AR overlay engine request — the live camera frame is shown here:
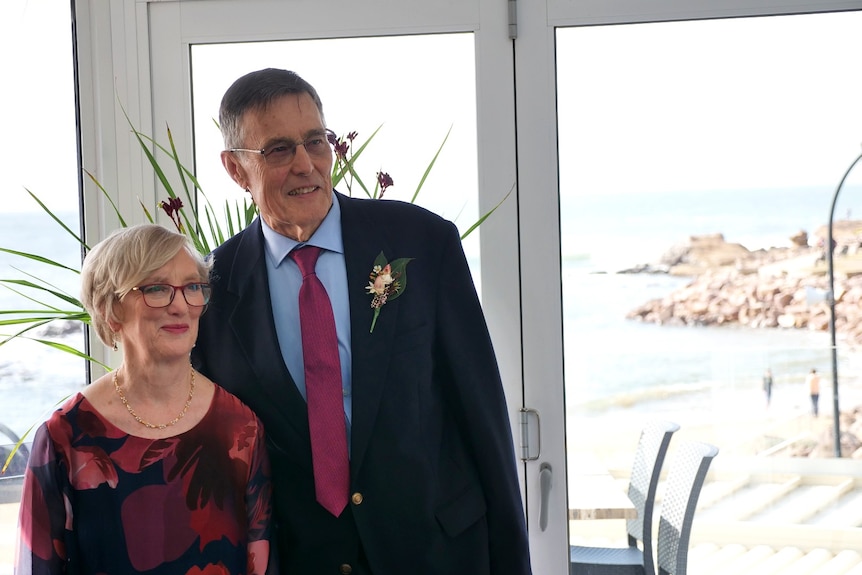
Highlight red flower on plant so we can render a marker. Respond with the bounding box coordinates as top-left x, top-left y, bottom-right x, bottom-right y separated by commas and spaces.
159, 197, 185, 233
377, 172, 394, 198
328, 131, 353, 160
